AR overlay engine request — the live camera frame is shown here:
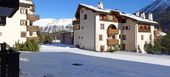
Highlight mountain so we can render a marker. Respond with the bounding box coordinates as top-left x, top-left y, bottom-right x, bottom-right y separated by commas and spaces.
139, 0, 170, 32
33, 18, 73, 33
